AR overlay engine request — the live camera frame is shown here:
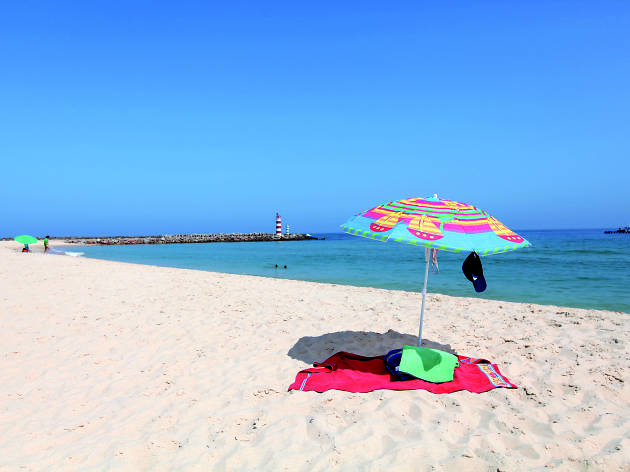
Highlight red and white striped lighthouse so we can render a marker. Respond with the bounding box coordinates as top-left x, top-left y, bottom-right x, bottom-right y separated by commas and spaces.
276, 213, 282, 236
